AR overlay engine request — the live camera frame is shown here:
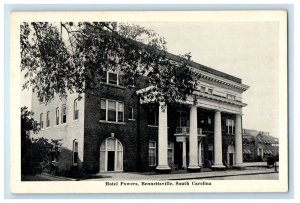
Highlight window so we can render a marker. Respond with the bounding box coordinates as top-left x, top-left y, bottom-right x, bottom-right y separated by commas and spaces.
117, 102, 124, 122
168, 142, 174, 165
227, 94, 236, 100
108, 101, 116, 122
148, 106, 159, 126
226, 119, 235, 134
73, 139, 78, 166
61, 105, 67, 124
100, 100, 106, 121
177, 111, 189, 127
46, 111, 50, 127
257, 147, 263, 157
101, 71, 123, 86
100, 99, 124, 123
74, 99, 79, 120
55, 107, 60, 125
200, 86, 206, 93
40, 113, 44, 129
208, 88, 213, 95
108, 72, 118, 85
129, 107, 134, 120
208, 117, 212, 125
149, 141, 156, 166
